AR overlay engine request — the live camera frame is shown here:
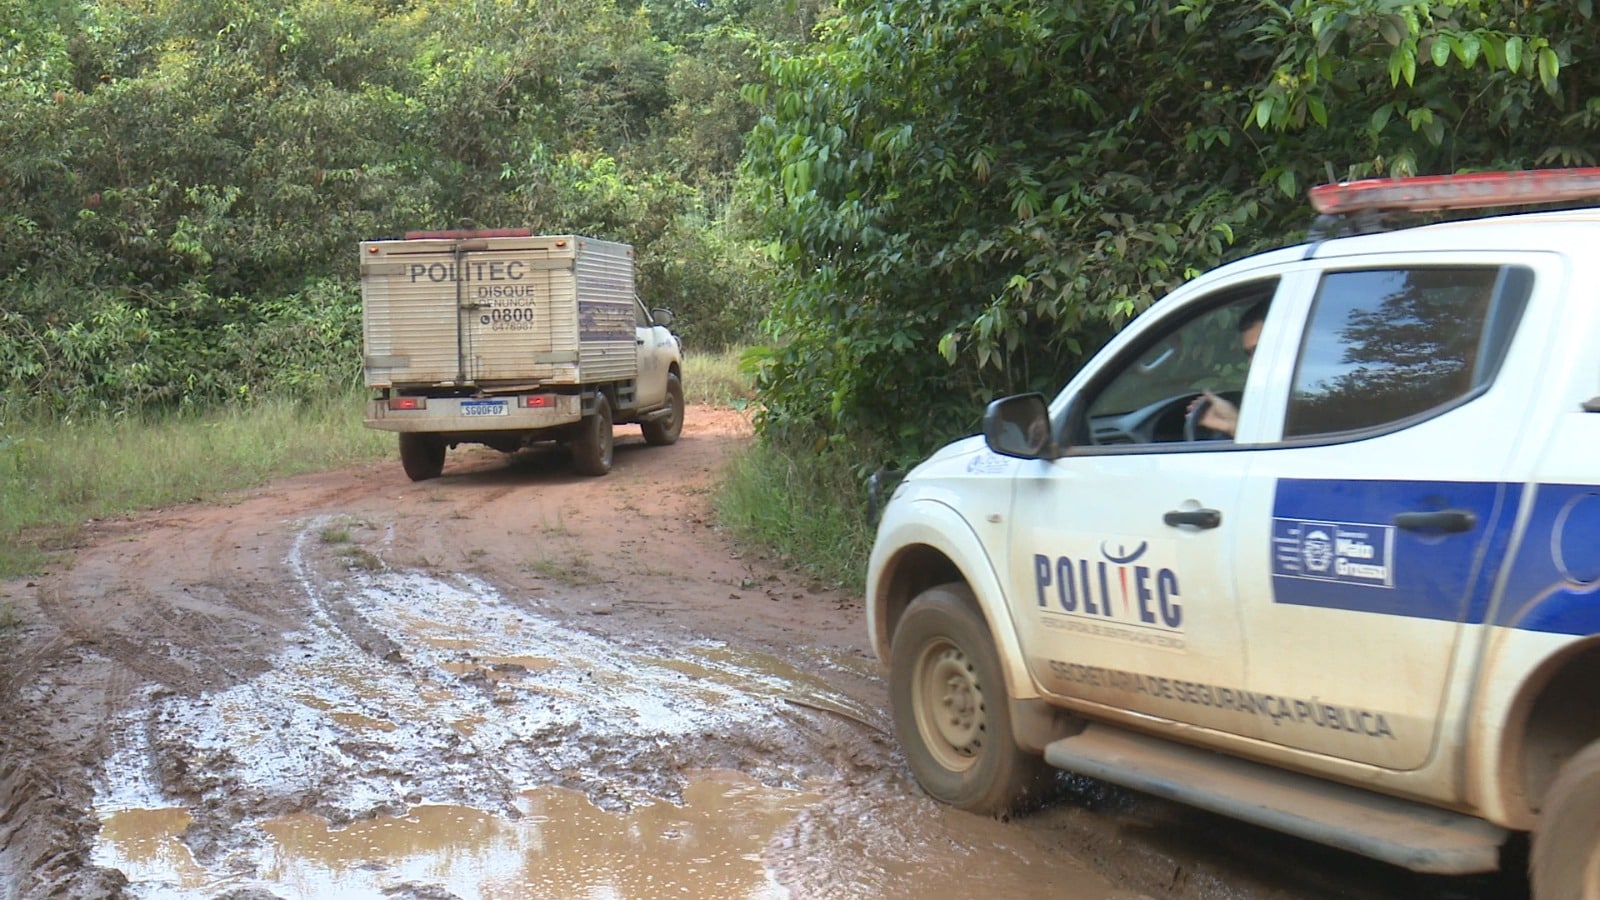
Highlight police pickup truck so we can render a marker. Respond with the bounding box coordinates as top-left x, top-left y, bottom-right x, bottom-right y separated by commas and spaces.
865, 169, 1600, 897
